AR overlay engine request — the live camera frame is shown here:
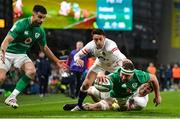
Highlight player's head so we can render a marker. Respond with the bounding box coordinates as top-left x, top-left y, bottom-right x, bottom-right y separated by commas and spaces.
32, 5, 47, 26
91, 29, 105, 49
120, 59, 135, 82
39, 51, 45, 58
76, 41, 84, 51
138, 83, 153, 96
